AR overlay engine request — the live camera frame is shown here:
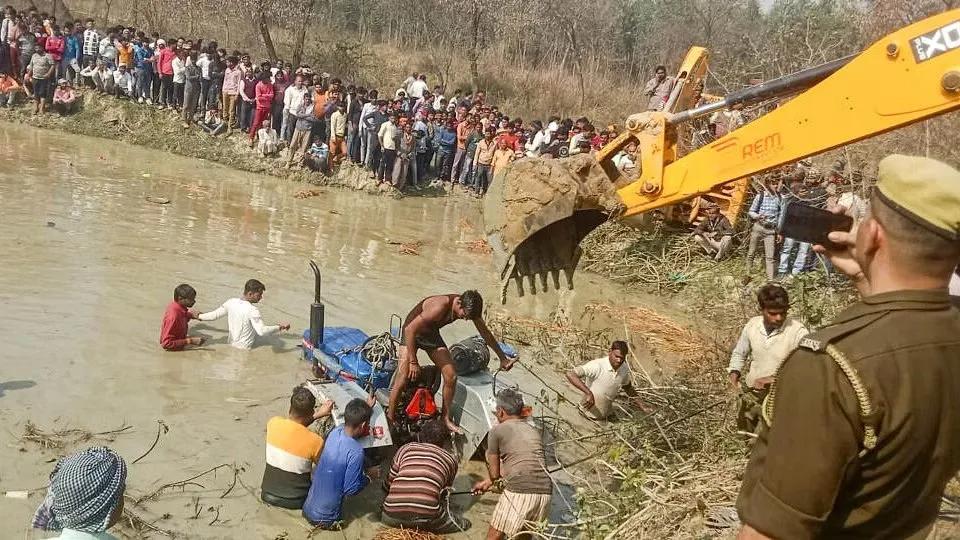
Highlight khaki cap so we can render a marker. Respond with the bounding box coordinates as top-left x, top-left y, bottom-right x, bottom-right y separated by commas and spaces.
876, 154, 960, 240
